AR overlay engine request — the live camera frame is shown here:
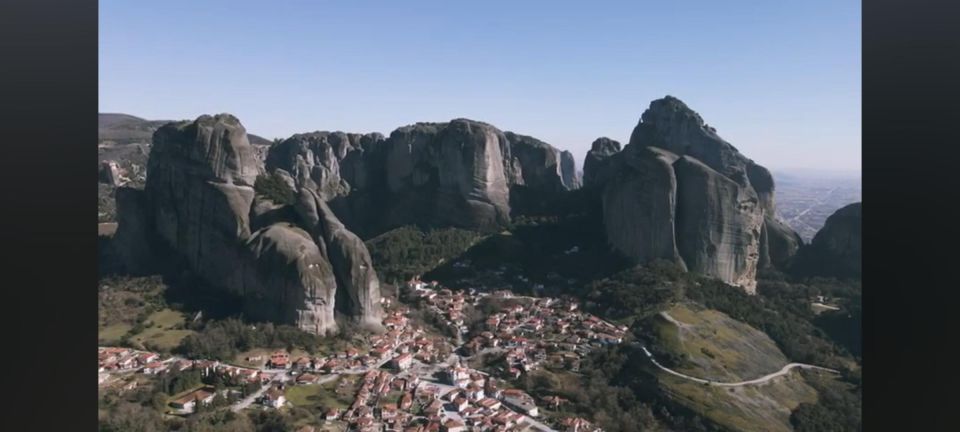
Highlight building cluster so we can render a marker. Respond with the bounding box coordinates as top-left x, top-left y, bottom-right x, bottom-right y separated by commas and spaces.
408, 279, 627, 376
330, 366, 547, 432
100, 279, 617, 431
